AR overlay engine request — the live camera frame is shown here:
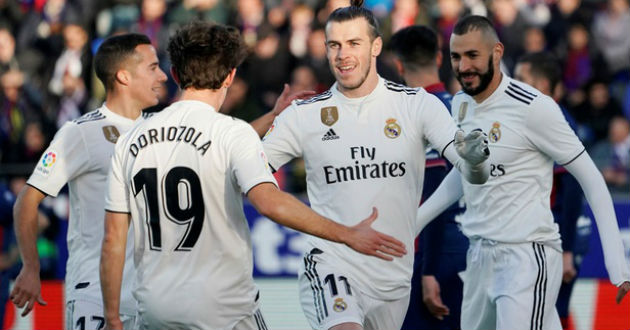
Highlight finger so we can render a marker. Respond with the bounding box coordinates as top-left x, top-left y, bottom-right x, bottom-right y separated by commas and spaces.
454, 130, 465, 142
37, 295, 47, 306
362, 207, 378, 226
371, 249, 394, 261
293, 90, 317, 99
15, 295, 29, 308
616, 285, 629, 304
378, 233, 406, 253
377, 244, 405, 258
22, 298, 35, 317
